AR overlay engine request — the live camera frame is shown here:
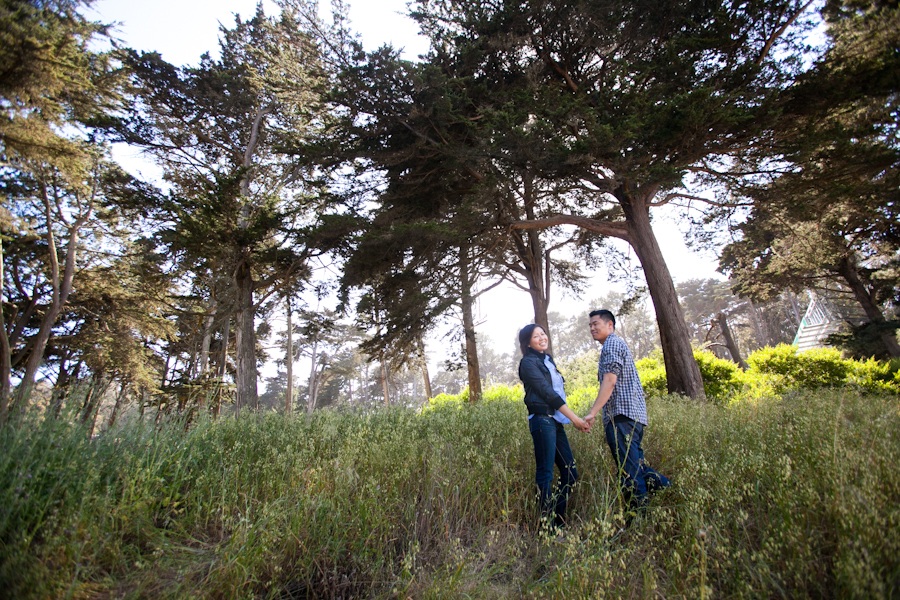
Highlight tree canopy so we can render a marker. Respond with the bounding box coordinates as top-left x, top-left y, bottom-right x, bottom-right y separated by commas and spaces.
719, 0, 900, 357
2, 0, 899, 420
329, 0, 825, 398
